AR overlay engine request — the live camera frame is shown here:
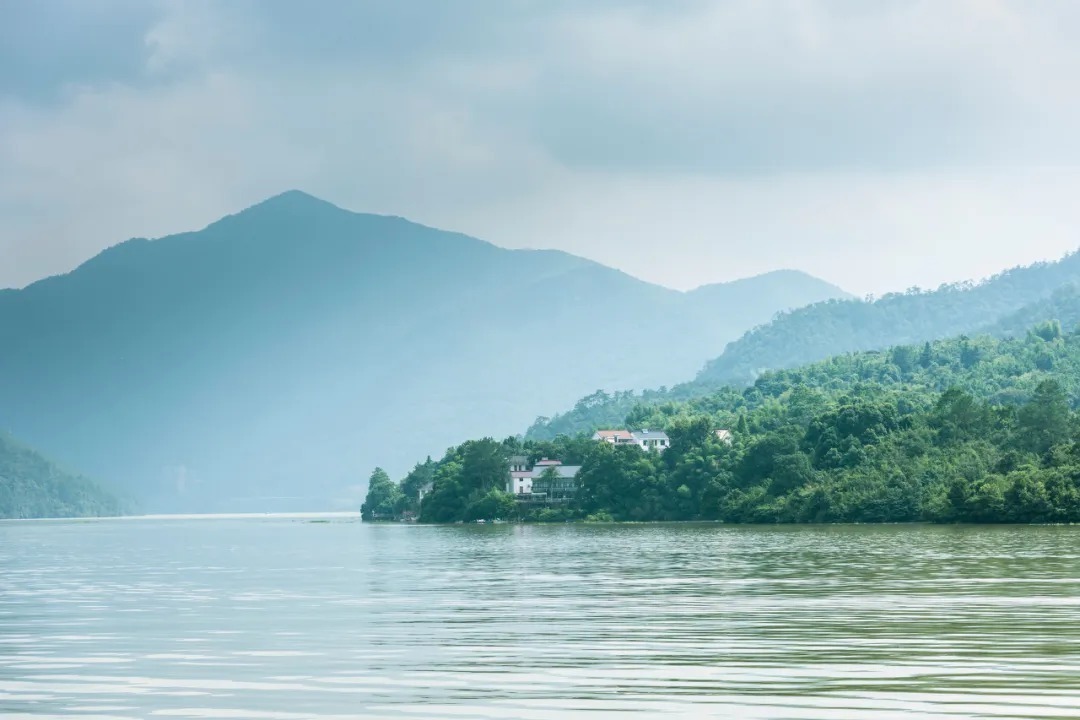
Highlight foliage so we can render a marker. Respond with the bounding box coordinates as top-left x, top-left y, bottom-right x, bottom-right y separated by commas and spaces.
699, 257, 1080, 386
0, 433, 124, 519
360, 467, 403, 521
529, 273, 1080, 443
396, 323, 1080, 524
